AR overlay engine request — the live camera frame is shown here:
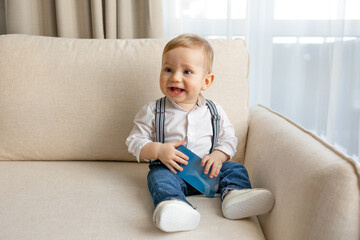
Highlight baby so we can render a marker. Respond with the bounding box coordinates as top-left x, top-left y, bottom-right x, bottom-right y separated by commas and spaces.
126, 33, 274, 232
